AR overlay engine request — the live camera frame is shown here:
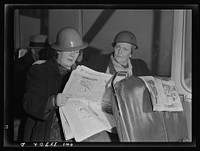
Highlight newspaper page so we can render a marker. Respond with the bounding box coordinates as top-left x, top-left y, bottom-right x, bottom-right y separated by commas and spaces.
60, 65, 125, 141
59, 108, 74, 140
62, 65, 124, 102
62, 65, 125, 114
139, 76, 183, 112
60, 98, 116, 142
